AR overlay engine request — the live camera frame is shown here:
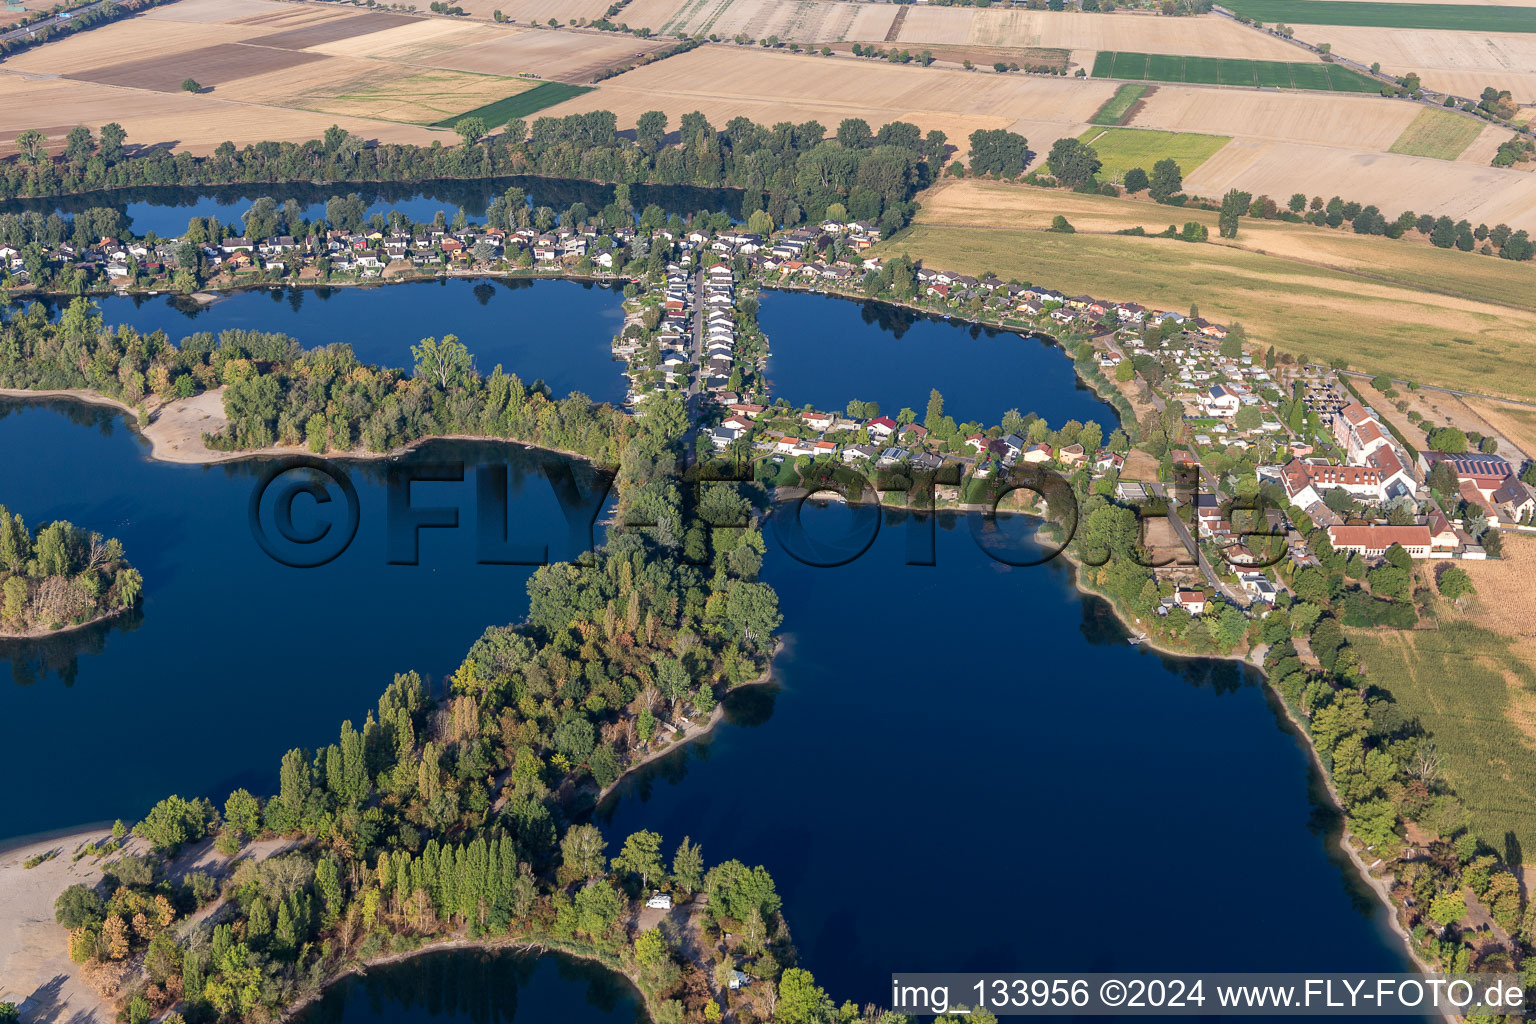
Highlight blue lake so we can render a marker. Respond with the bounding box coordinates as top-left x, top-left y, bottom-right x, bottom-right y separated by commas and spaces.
17, 279, 629, 404
0, 178, 744, 239
592, 508, 1413, 1004
0, 276, 1415, 1015
291, 949, 643, 1024
0, 399, 612, 838
760, 291, 1116, 429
